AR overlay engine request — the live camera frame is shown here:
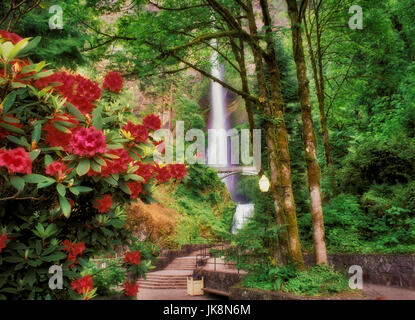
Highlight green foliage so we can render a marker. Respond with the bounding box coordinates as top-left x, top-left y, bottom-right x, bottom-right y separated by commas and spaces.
174, 97, 205, 132
242, 264, 351, 297
283, 265, 350, 296
86, 259, 126, 296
